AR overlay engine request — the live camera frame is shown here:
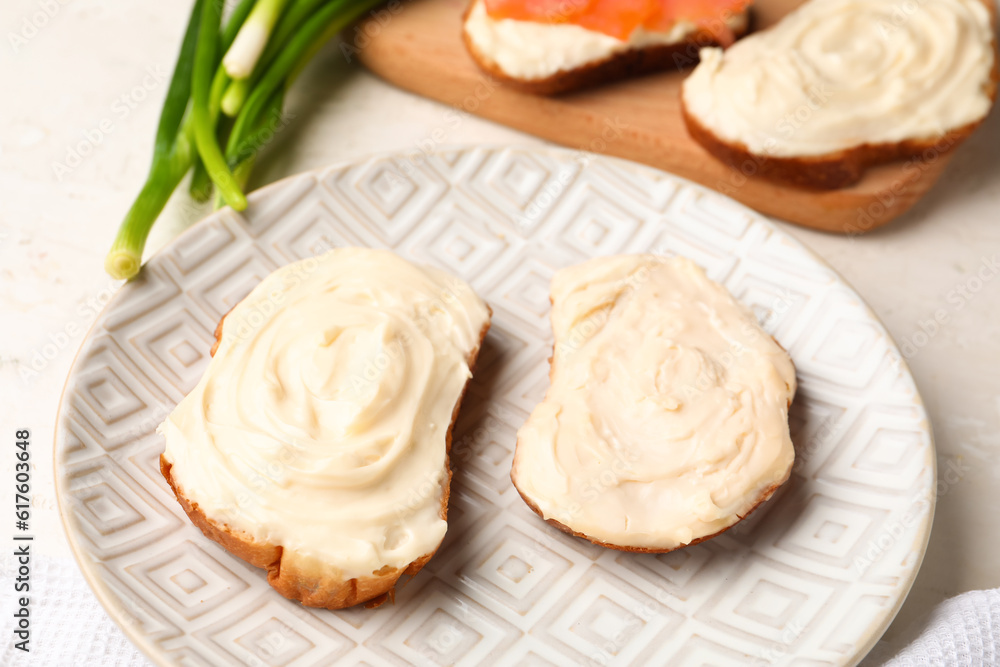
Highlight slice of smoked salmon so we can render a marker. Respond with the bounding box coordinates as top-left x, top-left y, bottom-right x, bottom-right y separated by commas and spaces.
646, 0, 749, 44
484, 0, 749, 43
483, 0, 593, 24
574, 0, 652, 40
